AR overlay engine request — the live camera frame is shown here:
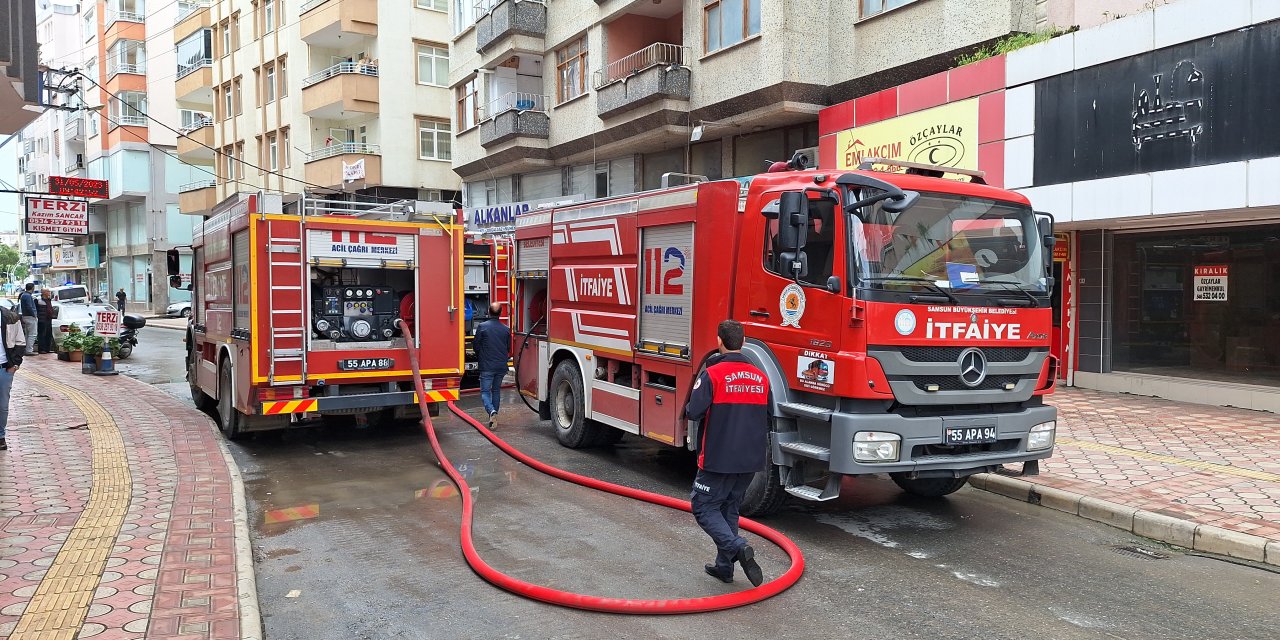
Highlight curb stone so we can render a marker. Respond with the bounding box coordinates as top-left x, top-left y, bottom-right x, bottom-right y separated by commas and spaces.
970, 474, 1279, 567
211, 428, 264, 640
